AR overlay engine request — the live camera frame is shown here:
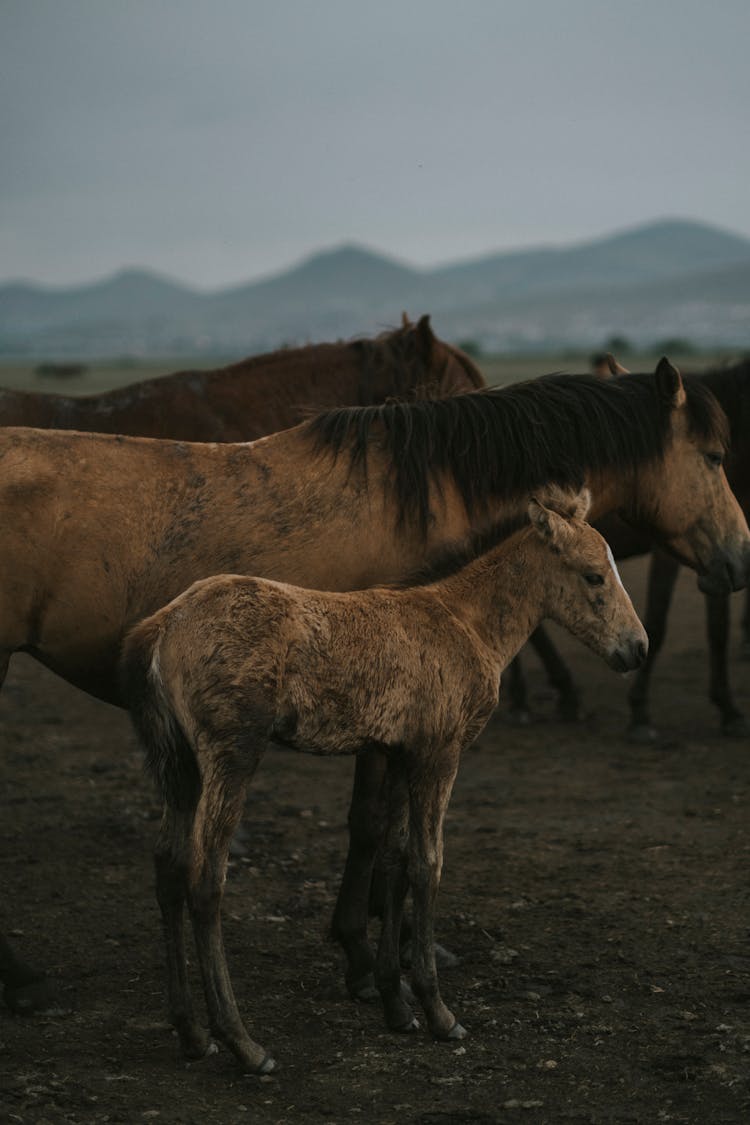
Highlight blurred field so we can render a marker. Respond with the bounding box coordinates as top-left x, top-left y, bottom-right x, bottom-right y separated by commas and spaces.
0, 350, 736, 397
